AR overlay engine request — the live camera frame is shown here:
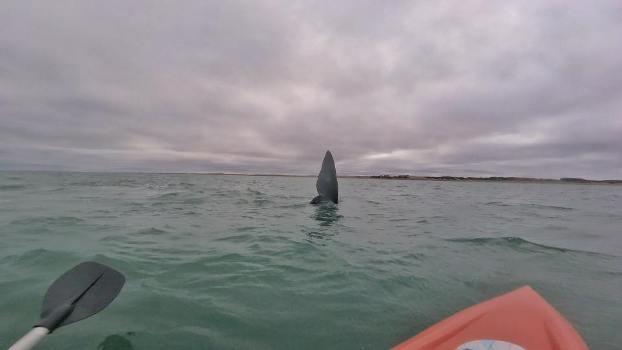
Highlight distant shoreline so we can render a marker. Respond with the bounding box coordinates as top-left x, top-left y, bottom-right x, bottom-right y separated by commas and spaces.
365, 175, 622, 185
207, 173, 622, 185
